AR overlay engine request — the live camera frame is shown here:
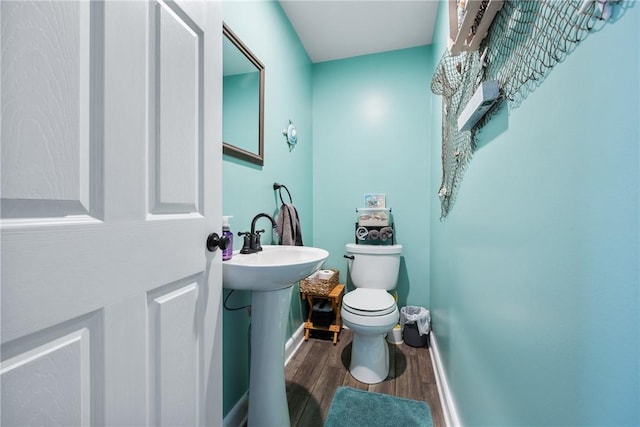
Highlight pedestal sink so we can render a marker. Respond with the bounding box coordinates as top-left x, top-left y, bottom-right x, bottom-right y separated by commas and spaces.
223, 245, 329, 427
